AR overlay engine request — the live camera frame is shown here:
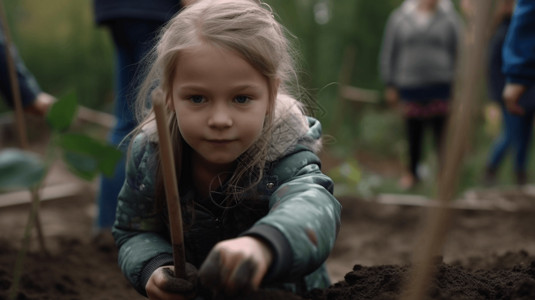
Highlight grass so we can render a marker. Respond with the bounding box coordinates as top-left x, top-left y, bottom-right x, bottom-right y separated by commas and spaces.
324, 101, 534, 201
